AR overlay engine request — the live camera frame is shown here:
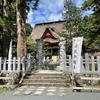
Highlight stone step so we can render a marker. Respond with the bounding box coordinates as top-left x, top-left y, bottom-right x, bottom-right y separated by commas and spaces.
25, 75, 66, 79
21, 70, 69, 87
23, 79, 66, 83
32, 73, 63, 76
21, 82, 67, 87
26, 73, 64, 77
